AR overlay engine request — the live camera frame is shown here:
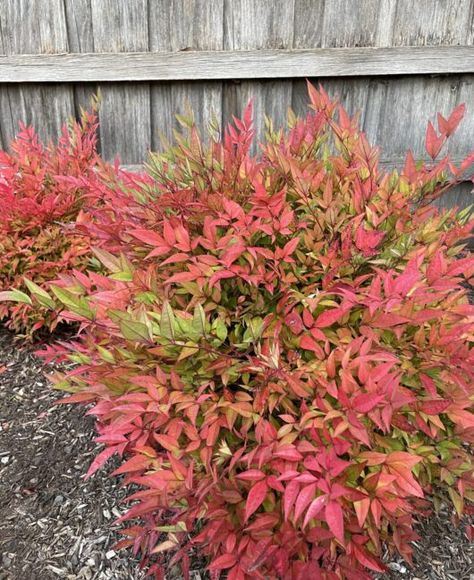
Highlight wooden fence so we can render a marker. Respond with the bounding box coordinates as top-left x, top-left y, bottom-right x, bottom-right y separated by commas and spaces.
0, 0, 473, 208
